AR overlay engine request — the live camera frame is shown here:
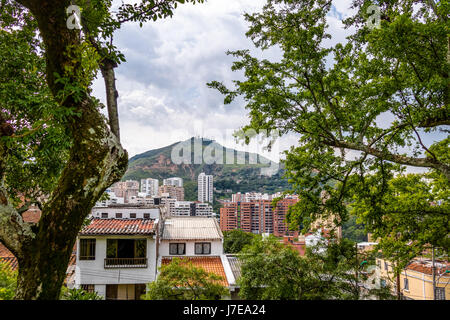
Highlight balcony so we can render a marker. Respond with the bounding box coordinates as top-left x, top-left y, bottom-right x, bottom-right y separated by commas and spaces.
104, 258, 148, 268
